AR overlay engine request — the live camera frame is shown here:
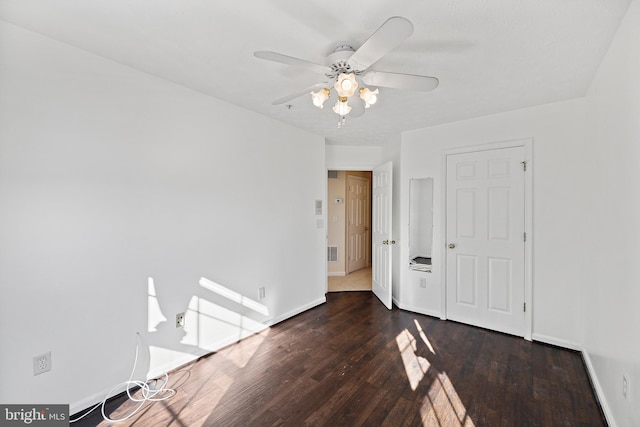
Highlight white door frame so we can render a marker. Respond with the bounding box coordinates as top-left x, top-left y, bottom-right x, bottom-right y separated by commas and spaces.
441, 138, 533, 340
325, 167, 373, 294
